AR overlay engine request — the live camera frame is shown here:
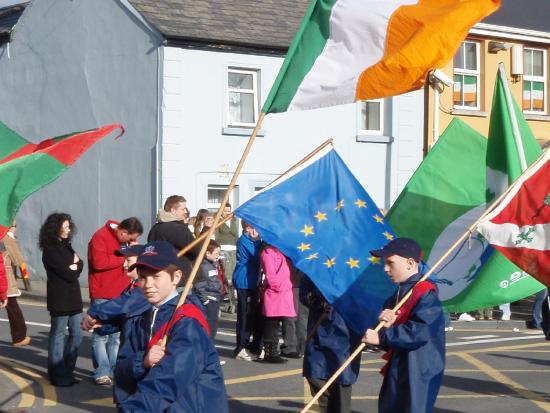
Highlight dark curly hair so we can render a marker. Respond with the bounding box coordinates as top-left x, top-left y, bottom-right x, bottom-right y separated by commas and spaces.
38, 212, 76, 250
